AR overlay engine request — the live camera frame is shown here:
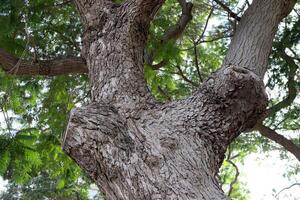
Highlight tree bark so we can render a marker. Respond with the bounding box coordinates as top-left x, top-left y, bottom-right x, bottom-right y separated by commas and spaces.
0, 48, 87, 76
62, 0, 296, 199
